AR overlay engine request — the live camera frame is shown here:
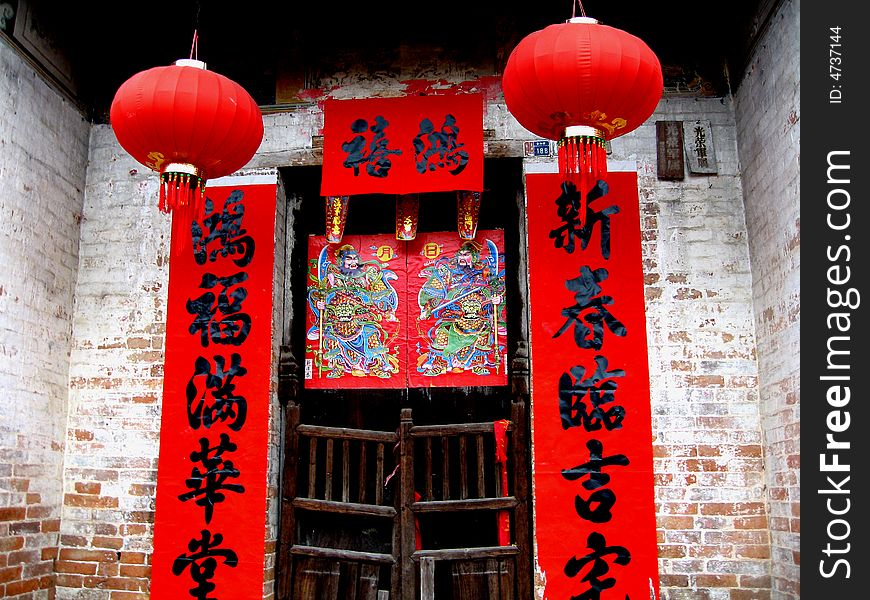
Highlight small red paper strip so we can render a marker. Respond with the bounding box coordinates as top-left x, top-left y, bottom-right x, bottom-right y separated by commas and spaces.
395, 194, 420, 241
494, 419, 511, 546
325, 195, 350, 243
456, 190, 482, 240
